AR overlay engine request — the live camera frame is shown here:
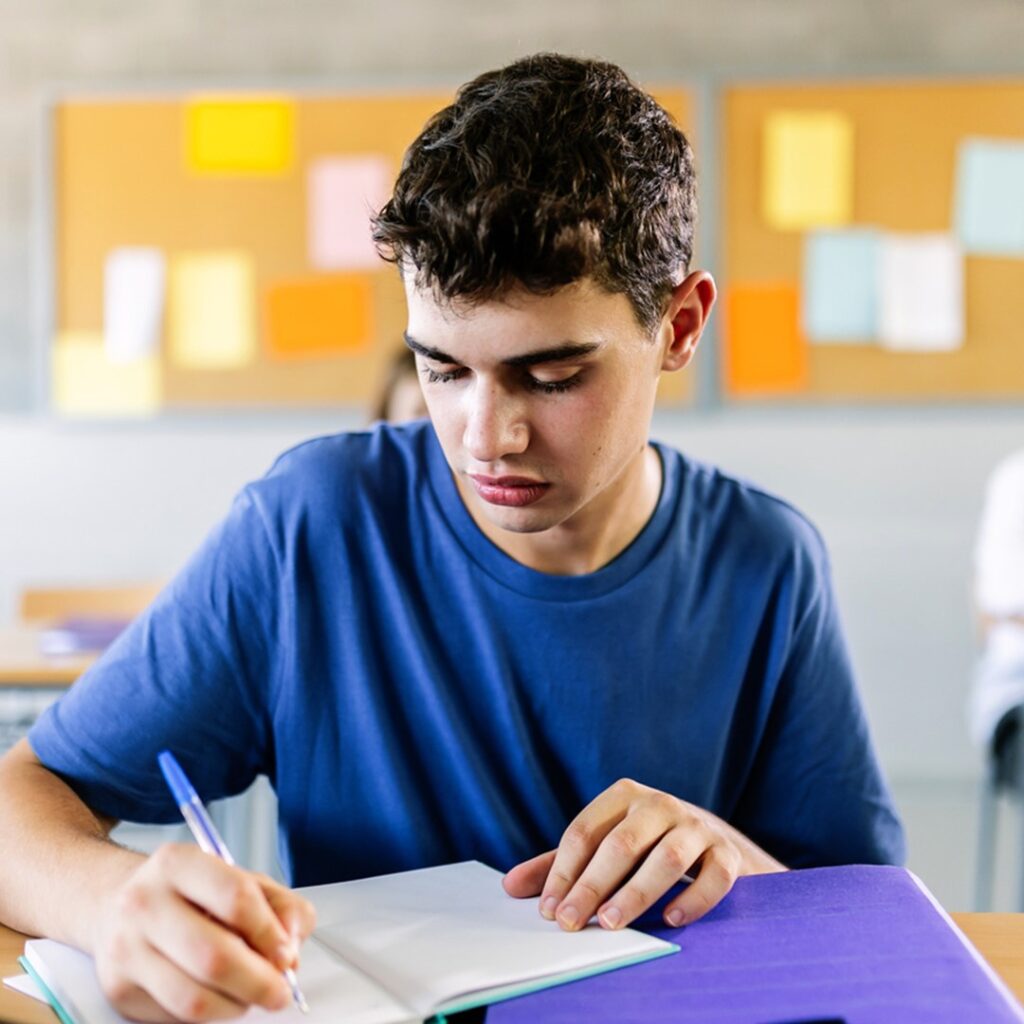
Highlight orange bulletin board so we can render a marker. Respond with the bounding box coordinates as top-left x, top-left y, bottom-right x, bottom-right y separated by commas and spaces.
50, 86, 695, 416
722, 80, 1024, 402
